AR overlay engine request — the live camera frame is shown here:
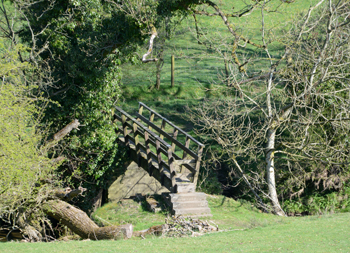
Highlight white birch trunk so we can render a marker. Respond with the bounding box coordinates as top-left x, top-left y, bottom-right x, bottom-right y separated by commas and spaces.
266, 128, 286, 216
265, 60, 286, 216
